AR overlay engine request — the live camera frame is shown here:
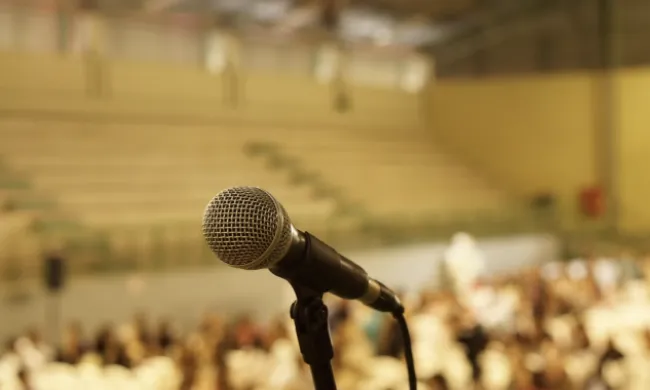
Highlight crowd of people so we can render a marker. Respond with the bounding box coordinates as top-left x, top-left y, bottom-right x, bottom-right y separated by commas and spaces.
2, 249, 650, 390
